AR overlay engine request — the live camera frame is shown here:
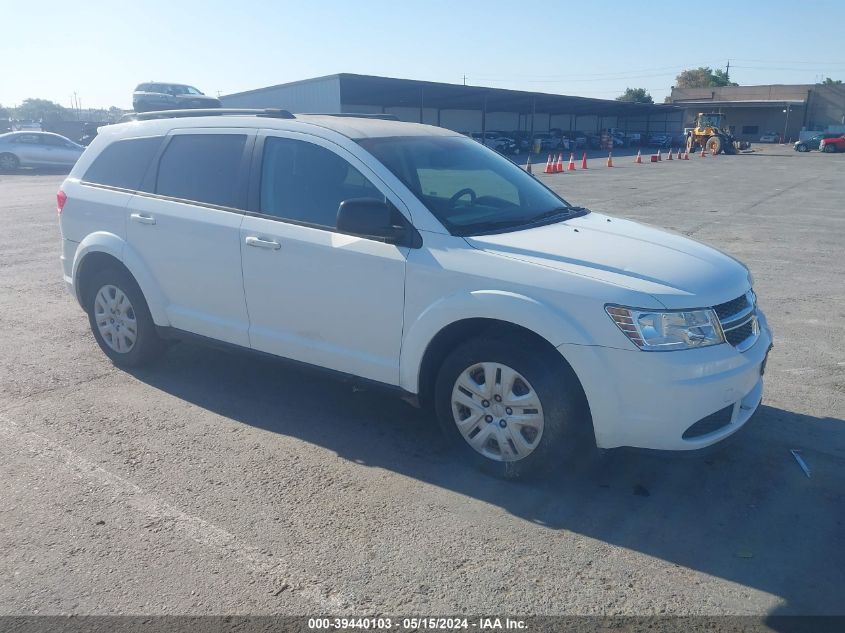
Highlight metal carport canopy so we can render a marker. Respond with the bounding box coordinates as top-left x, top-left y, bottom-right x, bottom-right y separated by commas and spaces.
673, 99, 806, 109
337, 73, 674, 117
